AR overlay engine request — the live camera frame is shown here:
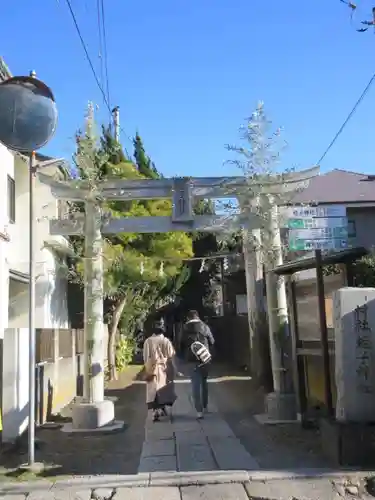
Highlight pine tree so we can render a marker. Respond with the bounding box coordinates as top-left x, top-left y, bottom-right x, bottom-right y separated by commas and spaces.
133, 133, 159, 179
